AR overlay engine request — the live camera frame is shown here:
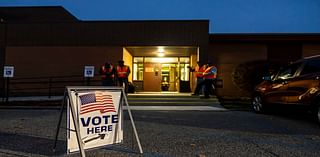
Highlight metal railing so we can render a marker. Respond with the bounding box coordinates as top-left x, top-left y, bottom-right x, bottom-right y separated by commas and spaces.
1, 75, 103, 102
